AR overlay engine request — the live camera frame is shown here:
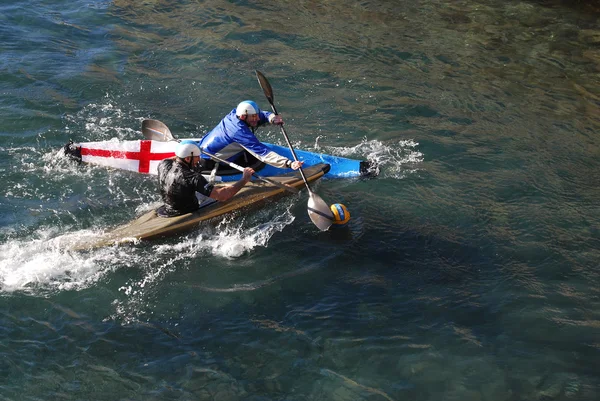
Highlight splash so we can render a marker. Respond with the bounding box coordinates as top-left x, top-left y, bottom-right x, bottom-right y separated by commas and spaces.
0, 228, 126, 294
314, 137, 423, 179
0, 203, 296, 298
63, 100, 143, 142
108, 204, 296, 323
152, 206, 296, 260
